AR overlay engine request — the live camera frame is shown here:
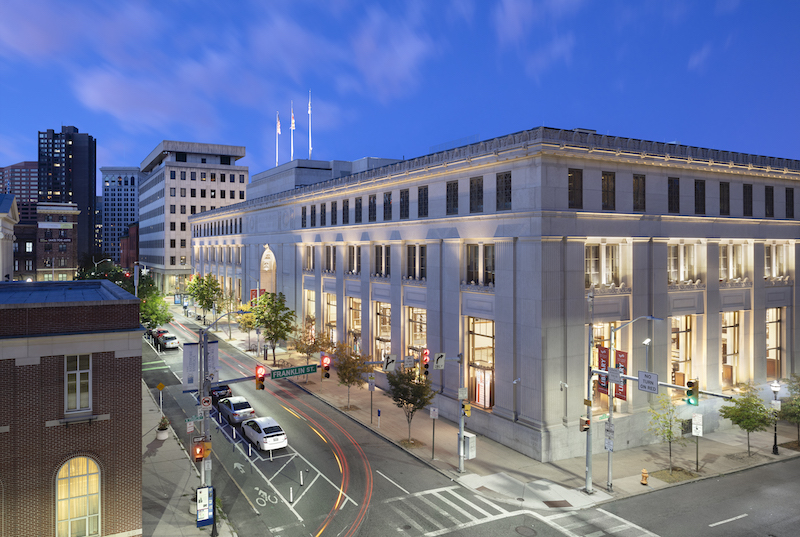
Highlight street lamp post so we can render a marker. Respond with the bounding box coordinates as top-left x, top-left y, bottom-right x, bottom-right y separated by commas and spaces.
93, 257, 111, 271
771, 380, 781, 455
